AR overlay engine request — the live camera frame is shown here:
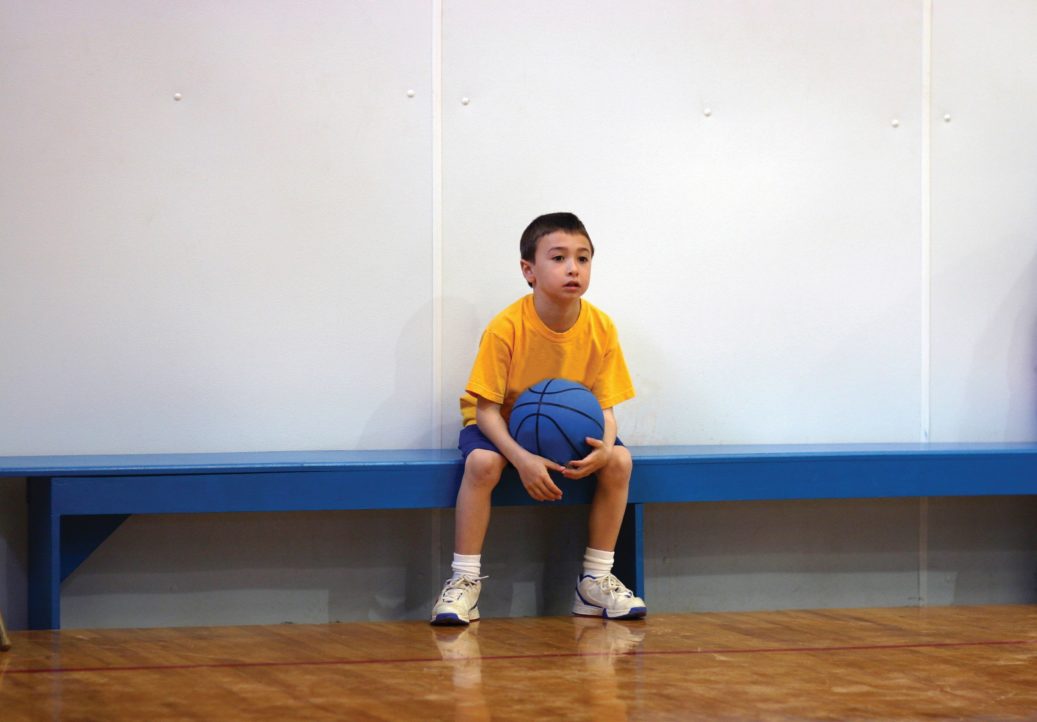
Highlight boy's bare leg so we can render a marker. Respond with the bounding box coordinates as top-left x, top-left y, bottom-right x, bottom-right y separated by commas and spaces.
575, 446, 645, 619
454, 449, 508, 554
587, 446, 634, 551
433, 450, 506, 625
